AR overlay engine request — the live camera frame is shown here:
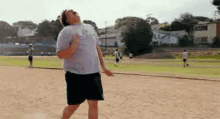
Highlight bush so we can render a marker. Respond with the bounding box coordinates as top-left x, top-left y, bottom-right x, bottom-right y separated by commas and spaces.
121, 18, 153, 56
178, 35, 194, 47
212, 36, 220, 48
